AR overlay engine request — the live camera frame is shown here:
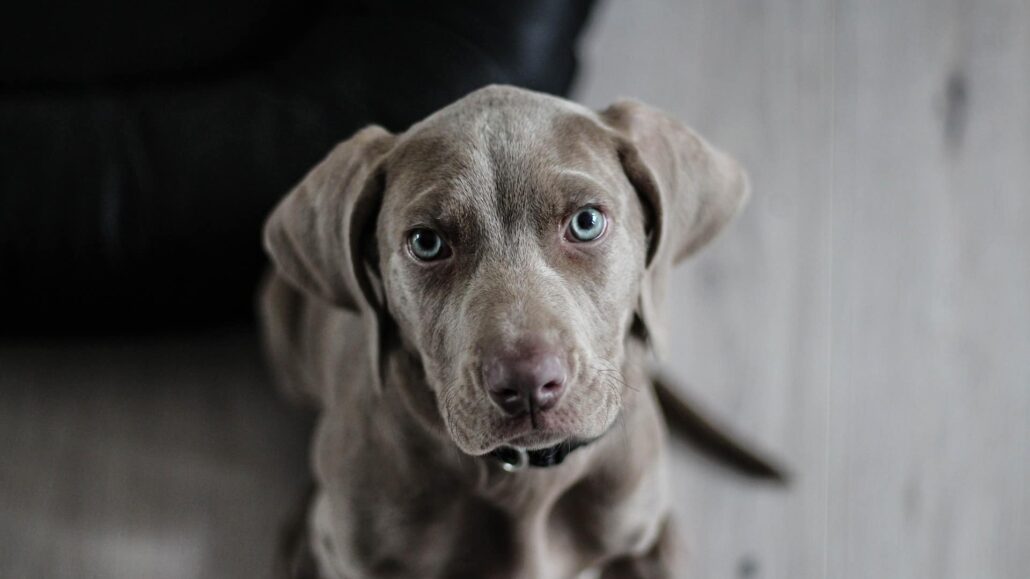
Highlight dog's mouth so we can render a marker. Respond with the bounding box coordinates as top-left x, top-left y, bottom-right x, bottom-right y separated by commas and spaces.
486, 411, 621, 471
439, 371, 622, 457
492, 415, 572, 448
507, 429, 570, 449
